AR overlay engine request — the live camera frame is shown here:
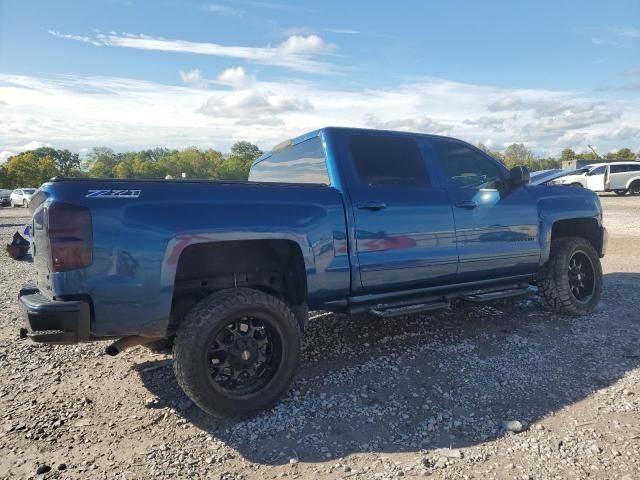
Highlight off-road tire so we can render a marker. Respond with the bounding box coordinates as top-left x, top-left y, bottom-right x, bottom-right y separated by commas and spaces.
538, 237, 602, 316
173, 288, 302, 418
